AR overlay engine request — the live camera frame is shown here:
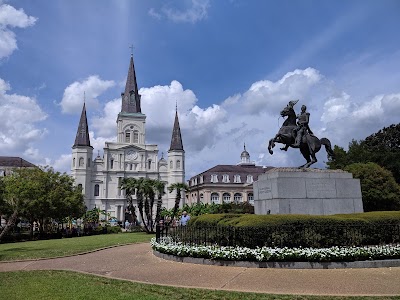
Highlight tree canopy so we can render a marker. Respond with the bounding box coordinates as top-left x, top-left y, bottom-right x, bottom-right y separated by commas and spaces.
328, 123, 400, 183
344, 163, 400, 212
0, 166, 85, 241
120, 177, 166, 233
